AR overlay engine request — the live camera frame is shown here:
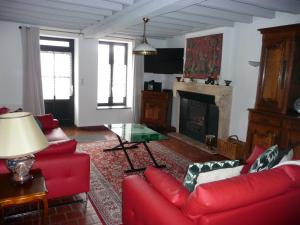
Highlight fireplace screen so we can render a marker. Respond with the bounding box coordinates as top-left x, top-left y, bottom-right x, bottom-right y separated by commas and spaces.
179, 91, 219, 143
